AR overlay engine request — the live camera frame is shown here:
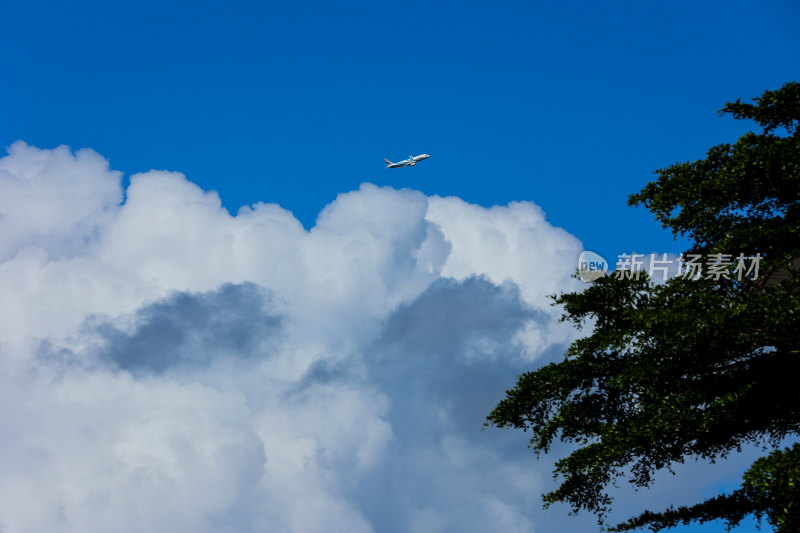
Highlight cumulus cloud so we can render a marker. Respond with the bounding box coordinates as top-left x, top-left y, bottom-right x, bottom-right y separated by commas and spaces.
0, 142, 122, 262
0, 142, 758, 533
